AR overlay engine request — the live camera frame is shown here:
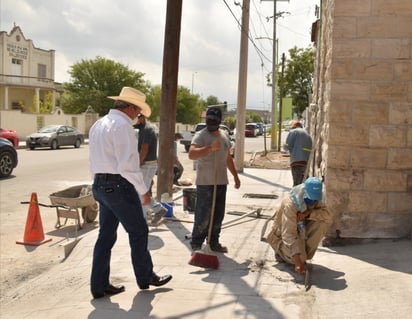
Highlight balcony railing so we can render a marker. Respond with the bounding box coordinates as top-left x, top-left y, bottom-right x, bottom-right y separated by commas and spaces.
0, 74, 62, 91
